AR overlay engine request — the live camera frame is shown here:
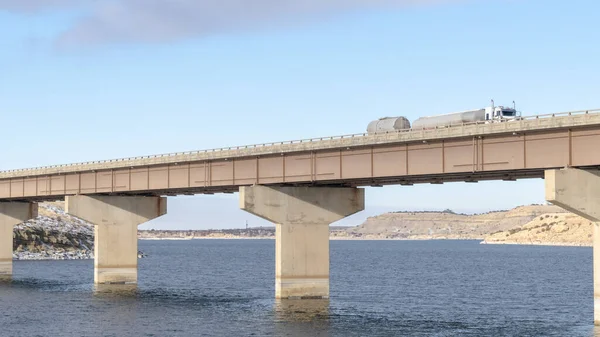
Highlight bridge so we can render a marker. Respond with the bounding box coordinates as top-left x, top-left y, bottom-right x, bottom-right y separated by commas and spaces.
1, 109, 600, 322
